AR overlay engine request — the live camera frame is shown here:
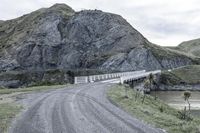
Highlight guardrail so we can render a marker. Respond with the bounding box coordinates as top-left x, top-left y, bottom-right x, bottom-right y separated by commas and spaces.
120, 70, 161, 84
74, 70, 146, 84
